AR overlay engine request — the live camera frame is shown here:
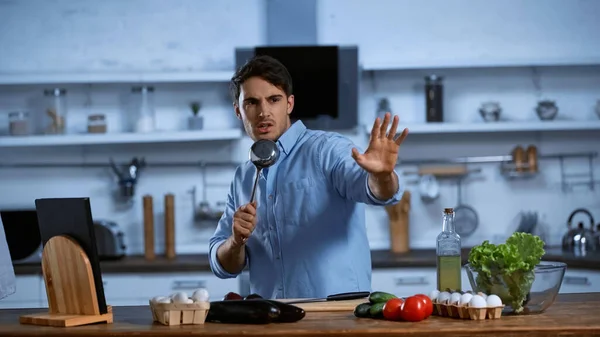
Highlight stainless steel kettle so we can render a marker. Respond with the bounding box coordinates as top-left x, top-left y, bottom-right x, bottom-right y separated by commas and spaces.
562, 208, 596, 255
